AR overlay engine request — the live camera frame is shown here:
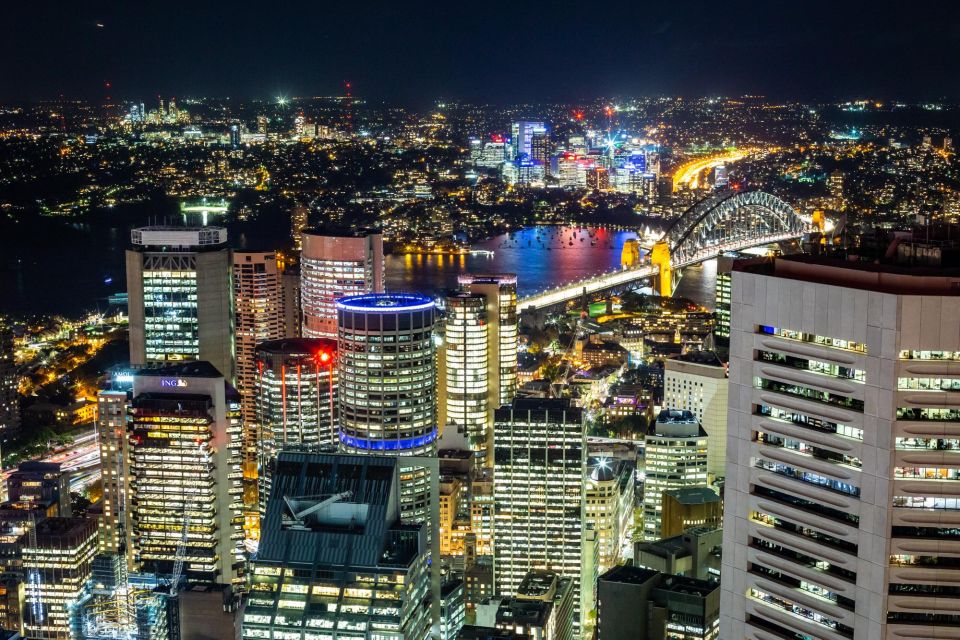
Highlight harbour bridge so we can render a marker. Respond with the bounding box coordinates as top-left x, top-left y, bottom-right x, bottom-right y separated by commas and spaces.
517, 189, 810, 314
